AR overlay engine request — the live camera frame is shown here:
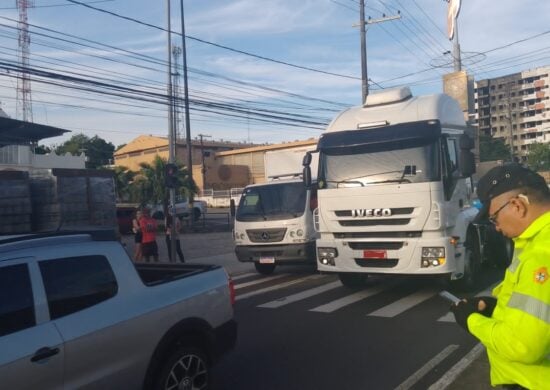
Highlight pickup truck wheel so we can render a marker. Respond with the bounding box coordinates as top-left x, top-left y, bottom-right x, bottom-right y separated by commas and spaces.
339, 273, 369, 289
254, 262, 276, 275
155, 346, 210, 390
